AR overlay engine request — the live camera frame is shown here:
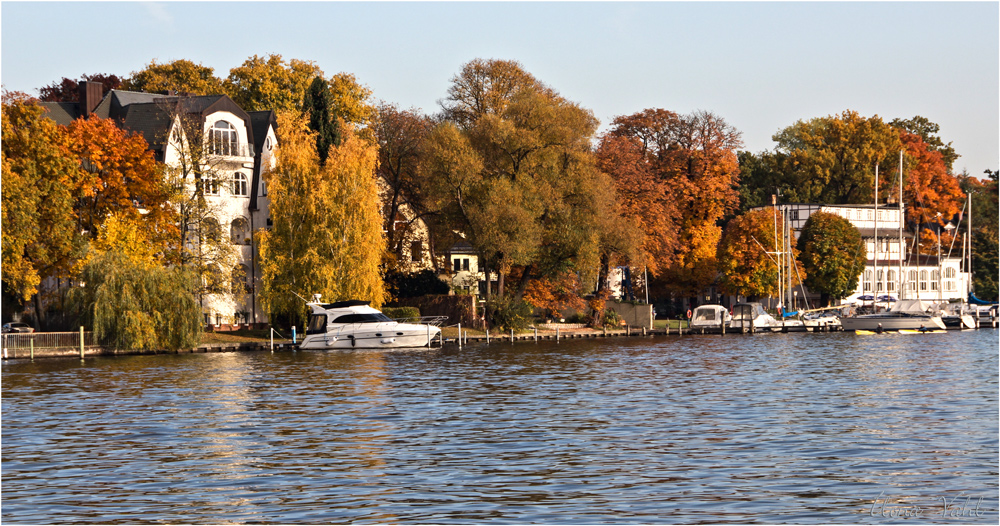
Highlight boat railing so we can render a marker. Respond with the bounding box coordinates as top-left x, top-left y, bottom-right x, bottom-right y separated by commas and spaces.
391, 315, 450, 327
